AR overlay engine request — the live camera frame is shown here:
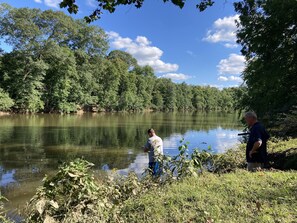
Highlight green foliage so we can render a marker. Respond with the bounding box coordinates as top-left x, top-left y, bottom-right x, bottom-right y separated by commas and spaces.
26, 159, 106, 223
24, 142, 215, 222
211, 144, 246, 173
59, 0, 215, 22
0, 52, 47, 112
155, 141, 213, 180
235, 0, 297, 130
0, 194, 12, 223
0, 88, 14, 111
